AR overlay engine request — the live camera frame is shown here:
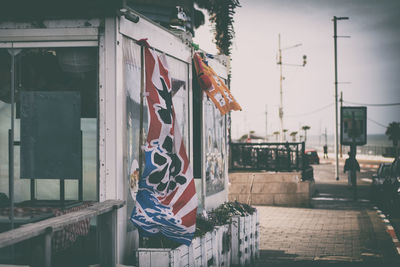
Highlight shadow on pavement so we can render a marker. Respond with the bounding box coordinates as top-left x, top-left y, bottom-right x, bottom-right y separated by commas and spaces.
256, 255, 399, 267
